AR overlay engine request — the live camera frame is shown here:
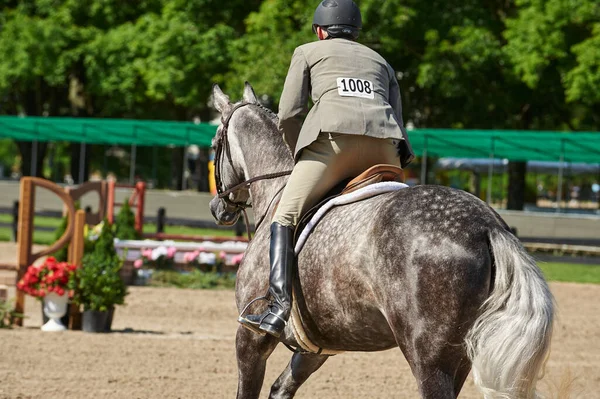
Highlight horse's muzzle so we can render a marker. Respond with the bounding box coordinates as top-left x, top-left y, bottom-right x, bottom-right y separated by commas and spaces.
209, 196, 240, 226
